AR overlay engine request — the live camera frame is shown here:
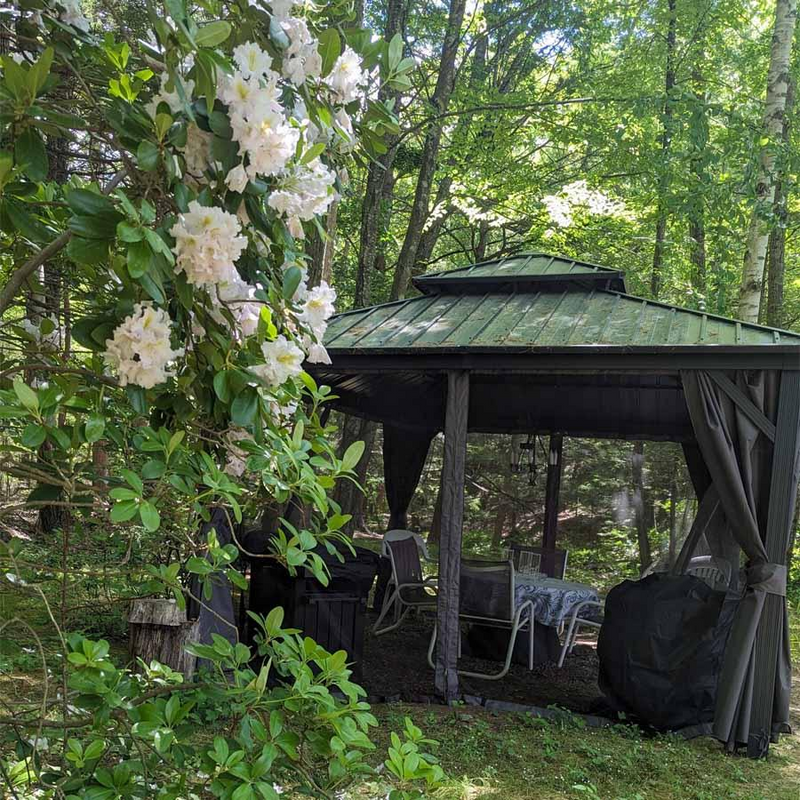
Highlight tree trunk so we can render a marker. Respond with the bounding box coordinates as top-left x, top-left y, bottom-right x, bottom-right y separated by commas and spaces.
739, 0, 798, 322
766, 75, 795, 327
631, 441, 652, 574
333, 415, 377, 535
651, 0, 677, 300
390, 0, 467, 300
354, 0, 406, 307
688, 55, 708, 298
